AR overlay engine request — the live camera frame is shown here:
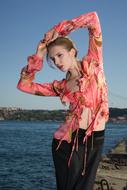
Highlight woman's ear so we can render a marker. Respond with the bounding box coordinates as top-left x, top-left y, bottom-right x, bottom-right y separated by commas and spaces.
69, 48, 76, 58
